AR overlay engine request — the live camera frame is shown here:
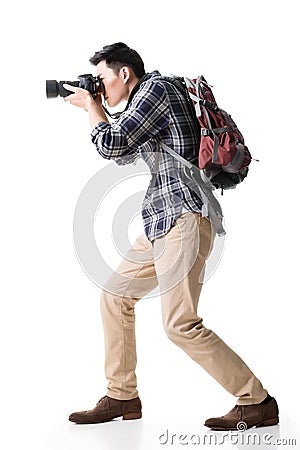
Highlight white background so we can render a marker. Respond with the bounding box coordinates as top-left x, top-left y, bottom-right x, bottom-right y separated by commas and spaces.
1, 0, 299, 449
